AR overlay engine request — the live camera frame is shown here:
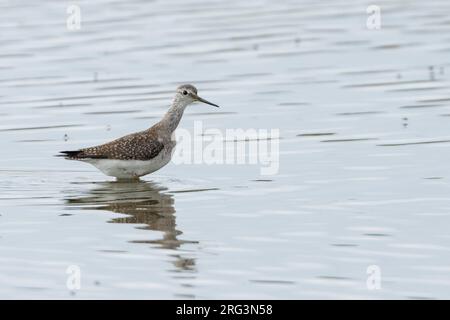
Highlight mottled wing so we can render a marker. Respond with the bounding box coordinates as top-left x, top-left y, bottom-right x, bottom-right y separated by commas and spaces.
60, 131, 164, 161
